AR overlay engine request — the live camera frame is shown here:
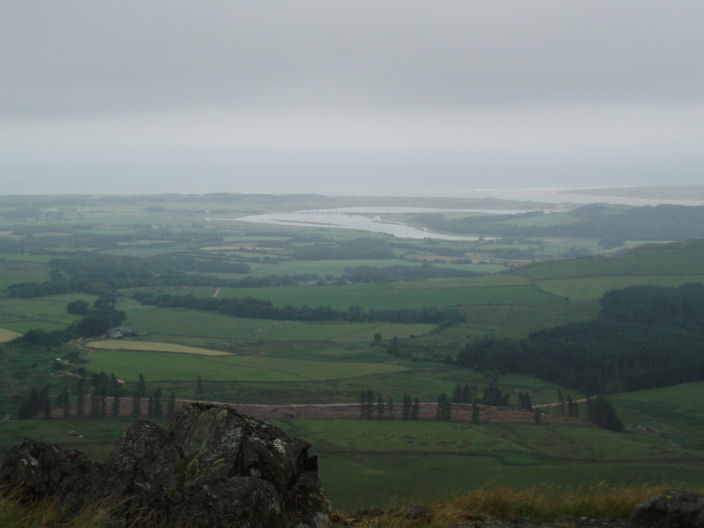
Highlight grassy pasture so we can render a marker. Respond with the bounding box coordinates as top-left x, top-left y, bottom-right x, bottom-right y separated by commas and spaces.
0, 294, 96, 333
515, 240, 704, 281
281, 419, 698, 463
629, 242, 704, 275
249, 259, 414, 276
319, 453, 704, 510
82, 349, 408, 383
515, 254, 641, 280
610, 382, 704, 449
85, 339, 232, 356
0, 258, 51, 294
158, 368, 574, 407
276, 419, 704, 509
535, 275, 704, 301
419, 301, 600, 348
123, 305, 433, 342
0, 417, 159, 462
